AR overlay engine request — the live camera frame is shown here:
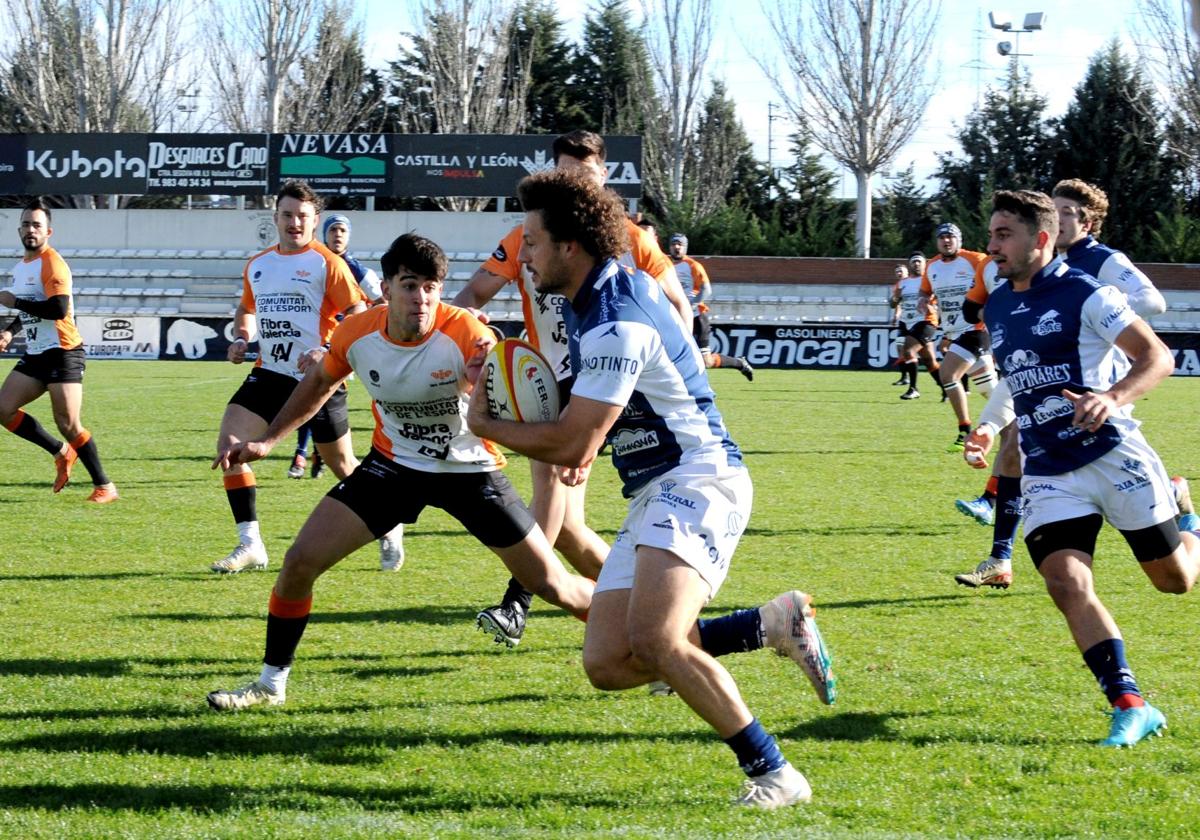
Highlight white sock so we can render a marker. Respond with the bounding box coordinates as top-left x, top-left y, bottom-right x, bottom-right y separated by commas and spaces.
382, 522, 404, 542
258, 664, 290, 694
238, 520, 262, 546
